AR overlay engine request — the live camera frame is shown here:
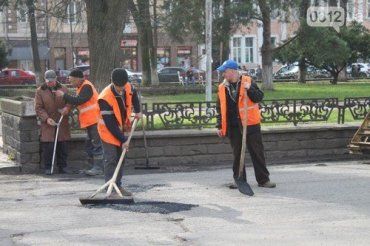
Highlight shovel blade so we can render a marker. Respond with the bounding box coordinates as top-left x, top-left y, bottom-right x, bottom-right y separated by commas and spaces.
235, 178, 254, 196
